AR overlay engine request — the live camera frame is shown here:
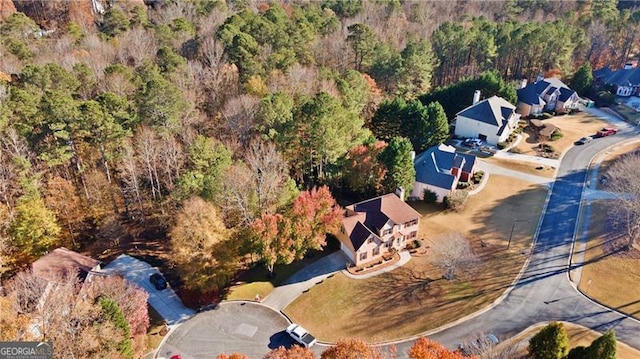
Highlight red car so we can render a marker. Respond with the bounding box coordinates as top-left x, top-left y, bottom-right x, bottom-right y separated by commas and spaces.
597, 127, 618, 137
